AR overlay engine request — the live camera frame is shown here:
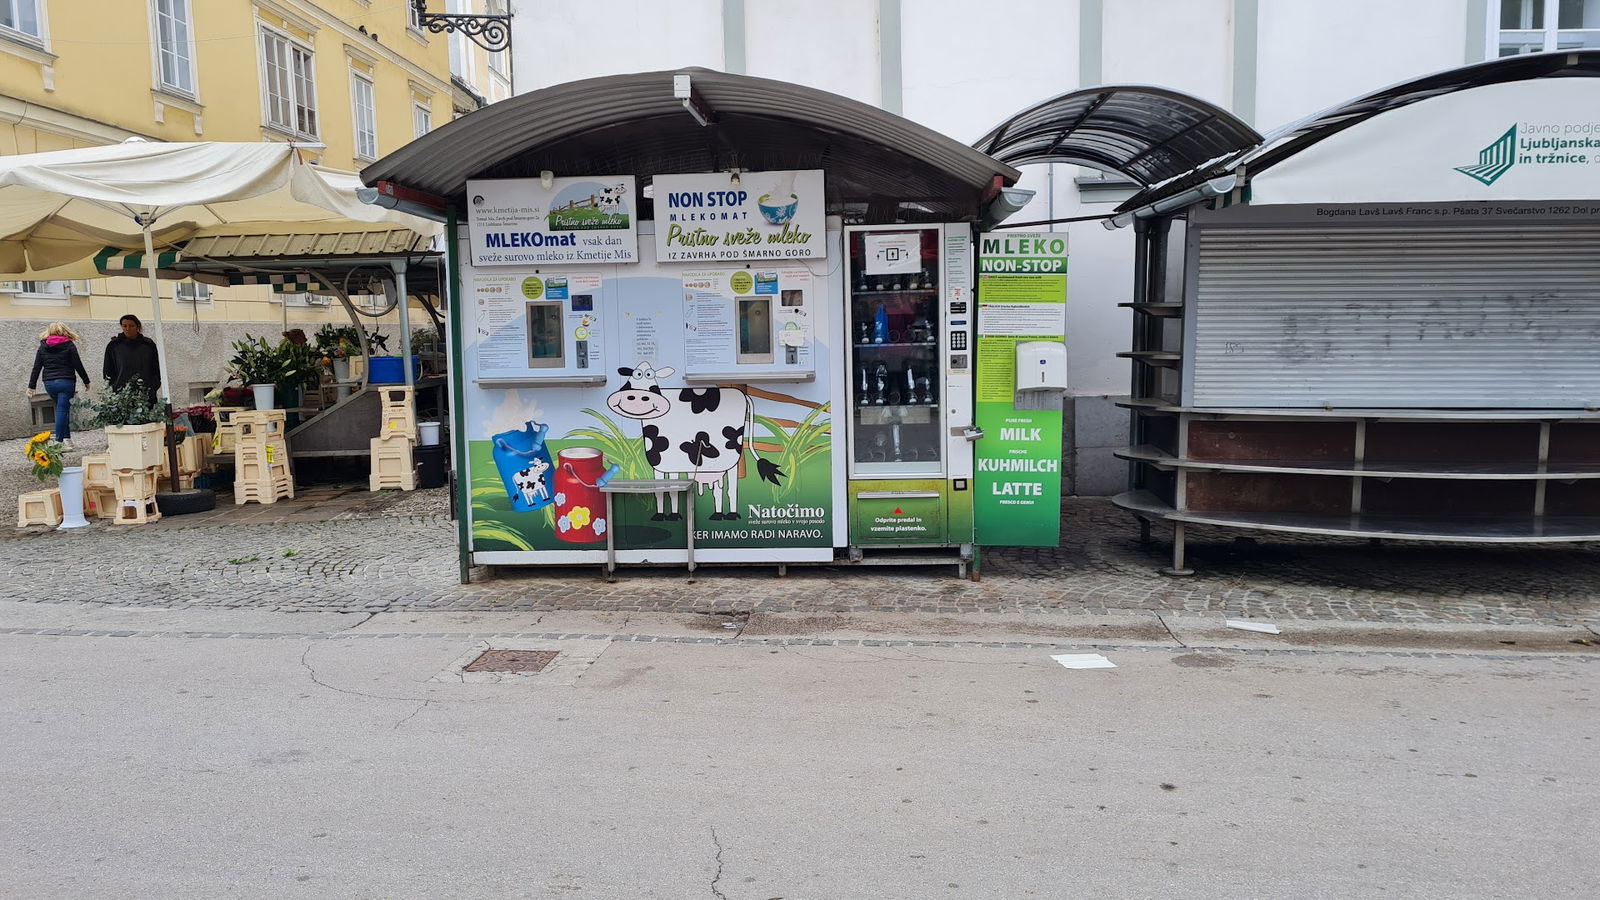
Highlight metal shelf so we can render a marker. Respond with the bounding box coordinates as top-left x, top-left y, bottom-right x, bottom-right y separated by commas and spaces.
1118, 302, 1184, 318
1113, 490, 1600, 544
1117, 350, 1181, 368
1112, 446, 1600, 480
1111, 403, 1600, 422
